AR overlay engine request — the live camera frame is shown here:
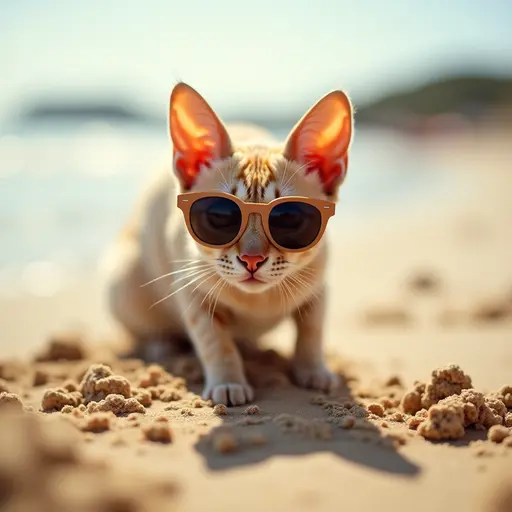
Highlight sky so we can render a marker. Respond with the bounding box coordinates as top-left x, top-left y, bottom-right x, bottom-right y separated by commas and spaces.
0, 0, 511, 121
